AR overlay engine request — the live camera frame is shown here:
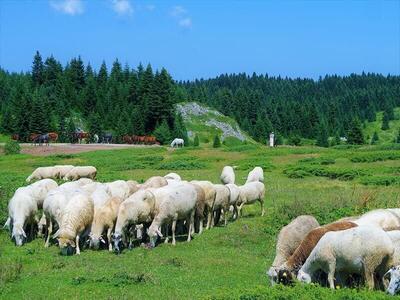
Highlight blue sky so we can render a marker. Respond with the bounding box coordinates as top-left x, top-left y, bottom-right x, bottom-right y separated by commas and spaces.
0, 0, 399, 80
